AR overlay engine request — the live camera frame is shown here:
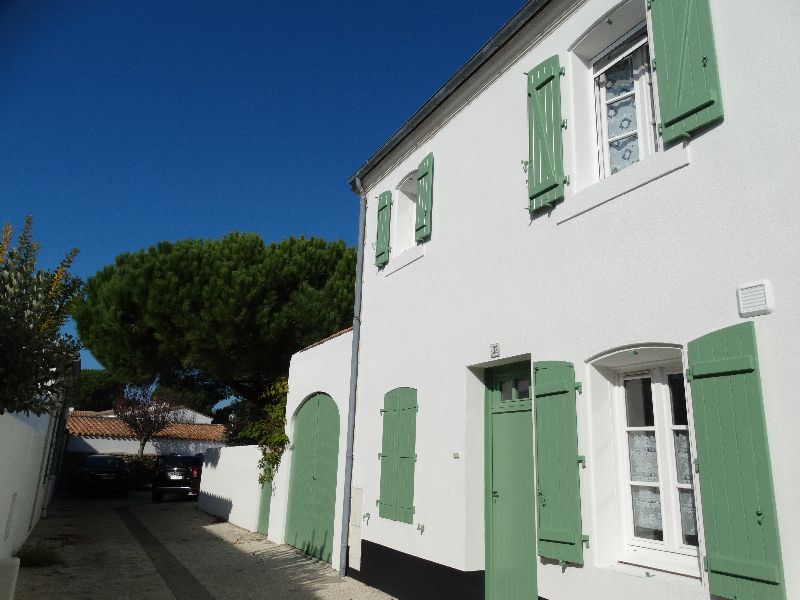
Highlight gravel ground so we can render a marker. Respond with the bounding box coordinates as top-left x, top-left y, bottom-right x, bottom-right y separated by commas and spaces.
14, 491, 394, 600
